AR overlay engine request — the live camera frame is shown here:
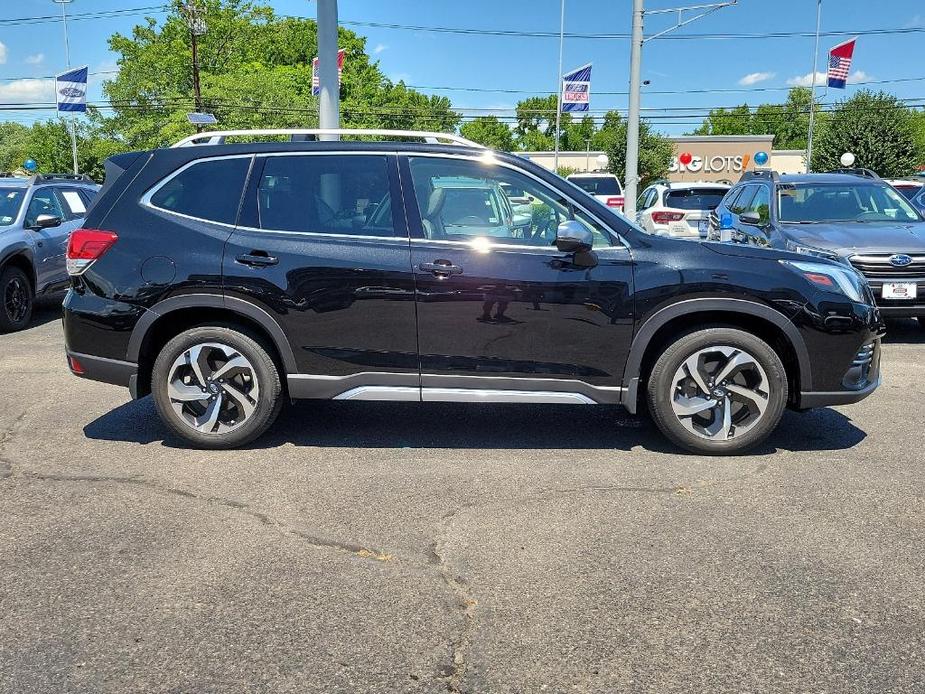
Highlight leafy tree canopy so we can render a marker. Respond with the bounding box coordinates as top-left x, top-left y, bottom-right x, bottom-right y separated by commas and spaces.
460, 116, 514, 151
